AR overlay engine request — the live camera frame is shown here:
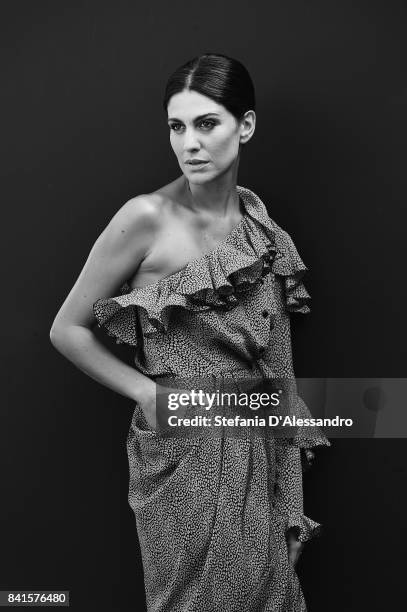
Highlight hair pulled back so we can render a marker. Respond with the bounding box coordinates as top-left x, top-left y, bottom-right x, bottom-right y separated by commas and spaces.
163, 52, 256, 122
